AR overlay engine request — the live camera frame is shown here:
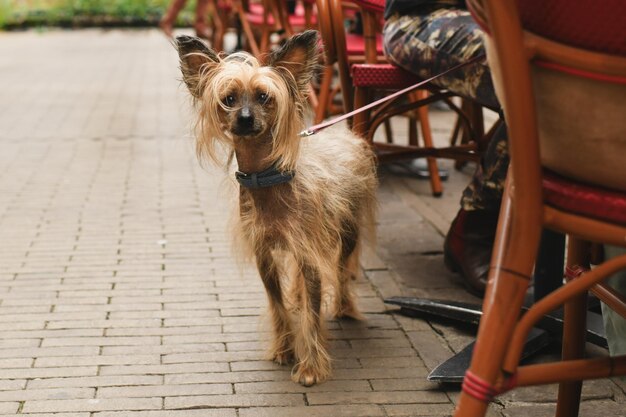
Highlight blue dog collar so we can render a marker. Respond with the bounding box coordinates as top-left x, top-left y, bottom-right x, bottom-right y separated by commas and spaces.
235, 163, 295, 189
